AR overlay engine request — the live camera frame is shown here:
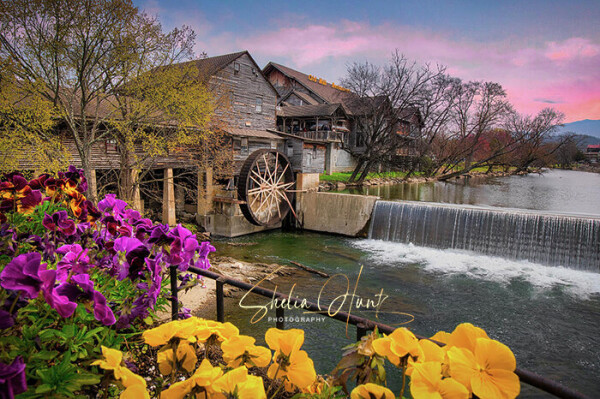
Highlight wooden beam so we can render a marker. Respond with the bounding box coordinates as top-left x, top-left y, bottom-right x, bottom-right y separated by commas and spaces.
162, 168, 176, 226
